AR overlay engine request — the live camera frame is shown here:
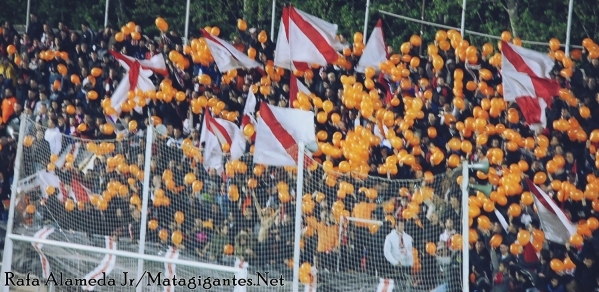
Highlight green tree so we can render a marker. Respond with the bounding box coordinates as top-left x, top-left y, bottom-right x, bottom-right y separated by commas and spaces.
3, 0, 599, 51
